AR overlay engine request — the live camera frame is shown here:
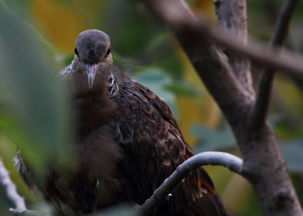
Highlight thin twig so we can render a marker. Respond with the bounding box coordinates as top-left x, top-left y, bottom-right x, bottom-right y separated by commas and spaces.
0, 158, 27, 213
138, 152, 243, 215
249, 0, 299, 130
